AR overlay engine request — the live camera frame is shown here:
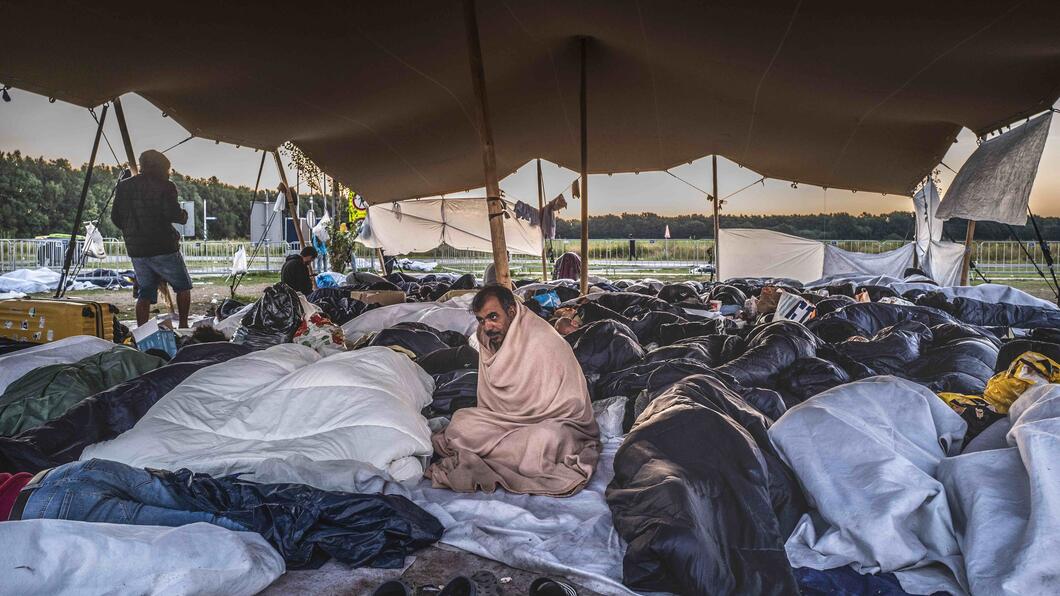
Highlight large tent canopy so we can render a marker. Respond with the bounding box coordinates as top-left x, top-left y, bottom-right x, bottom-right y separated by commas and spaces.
2, 1, 1059, 204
